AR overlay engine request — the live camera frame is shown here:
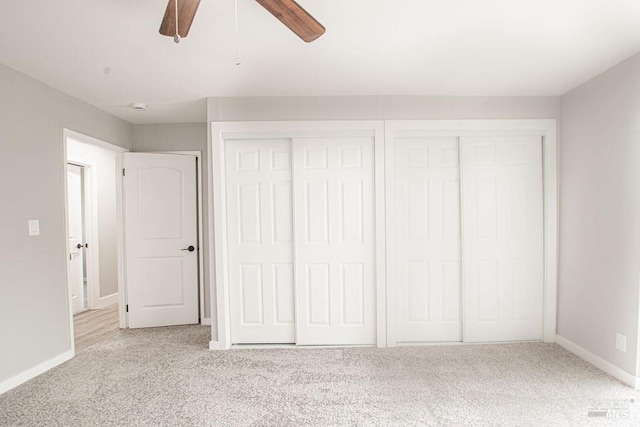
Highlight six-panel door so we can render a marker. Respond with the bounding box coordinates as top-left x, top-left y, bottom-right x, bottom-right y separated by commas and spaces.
394, 138, 462, 342
460, 136, 544, 342
293, 137, 376, 345
220, 133, 545, 346
225, 139, 296, 344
